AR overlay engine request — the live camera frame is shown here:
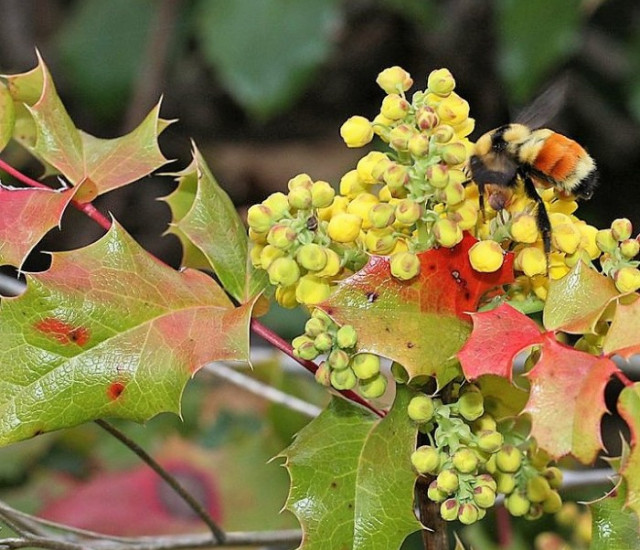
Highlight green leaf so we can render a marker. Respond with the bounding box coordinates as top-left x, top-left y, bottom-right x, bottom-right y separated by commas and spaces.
55, 0, 155, 120
617, 383, 640, 522
195, 0, 339, 119
590, 482, 640, 550
280, 385, 422, 550
0, 82, 15, 152
0, 185, 76, 268
0, 221, 254, 446
495, 0, 583, 102
162, 145, 267, 302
